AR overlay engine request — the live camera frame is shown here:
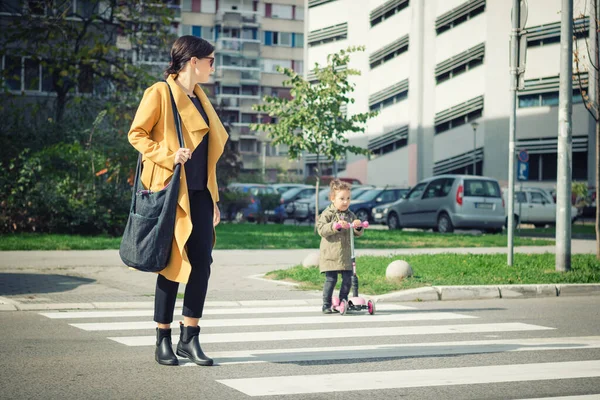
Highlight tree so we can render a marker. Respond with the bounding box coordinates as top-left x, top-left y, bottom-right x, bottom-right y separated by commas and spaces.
0, 0, 176, 123
573, 0, 600, 259
251, 46, 378, 228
